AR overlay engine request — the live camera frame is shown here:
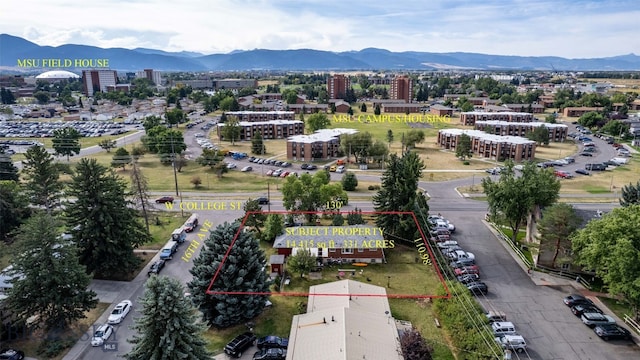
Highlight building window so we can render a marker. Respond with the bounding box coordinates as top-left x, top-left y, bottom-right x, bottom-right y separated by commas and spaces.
342, 248, 353, 255
561, 263, 570, 270
357, 248, 364, 253
329, 248, 336, 253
